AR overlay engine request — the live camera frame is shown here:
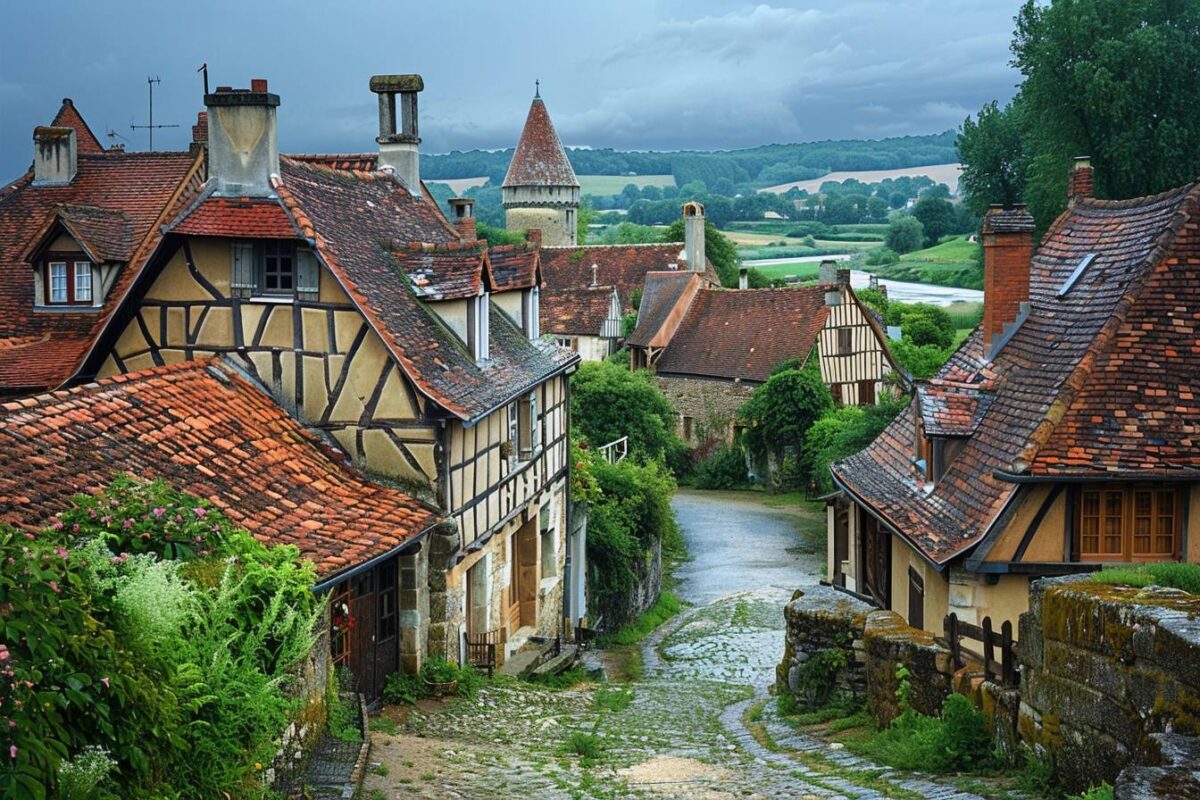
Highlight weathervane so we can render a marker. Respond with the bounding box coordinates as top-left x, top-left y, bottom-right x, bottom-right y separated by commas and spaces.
130, 76, 179, 152
535, 79, 540, 98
